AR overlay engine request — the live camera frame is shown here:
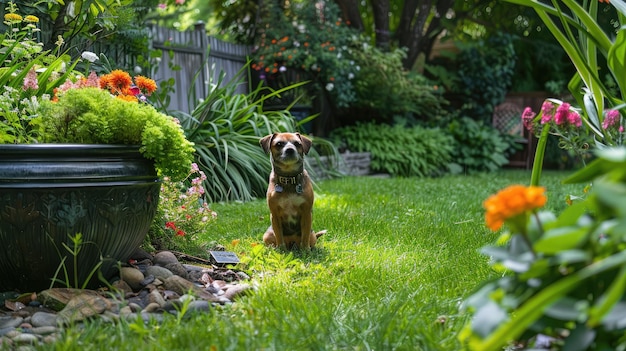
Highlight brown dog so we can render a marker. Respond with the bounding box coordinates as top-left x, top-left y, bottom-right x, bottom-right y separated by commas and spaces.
260, 132, 323, 250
